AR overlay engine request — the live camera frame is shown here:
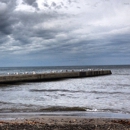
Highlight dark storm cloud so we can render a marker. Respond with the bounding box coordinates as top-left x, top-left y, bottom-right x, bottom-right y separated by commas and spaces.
34, 29, 56, 39
24, 0, 36, 5
0, 14, 15, 35
51, 2, 57, 7
43, 1, 64, 10
0, 0, 16, 10
0, 35, 8, 47
43, 2, 49, 8
11, 10, 69, 45
23, 0, 38, 9
0, 1, 17, 35
68, 0, 77, 4
0, 0, 8, 3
